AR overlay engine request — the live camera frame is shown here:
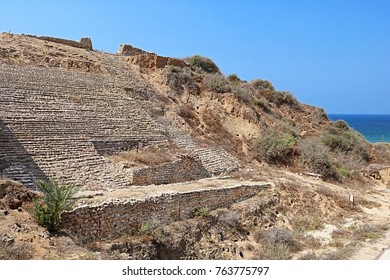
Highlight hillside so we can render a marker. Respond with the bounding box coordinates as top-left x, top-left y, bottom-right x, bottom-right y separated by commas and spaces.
1, 33, 390, 260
